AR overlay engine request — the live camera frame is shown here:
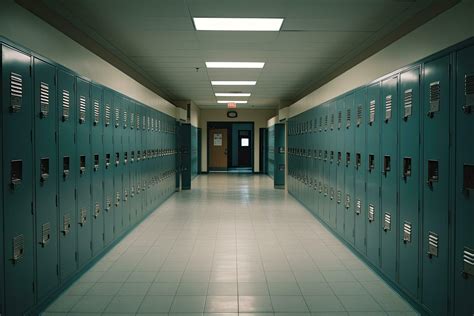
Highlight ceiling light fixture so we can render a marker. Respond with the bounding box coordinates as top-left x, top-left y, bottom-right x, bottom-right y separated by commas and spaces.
215, 93, 251, 97
218, 100, 248, 104
193, 18, 284, 31
206, 62, 265, 69
211, 81, 256, 86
